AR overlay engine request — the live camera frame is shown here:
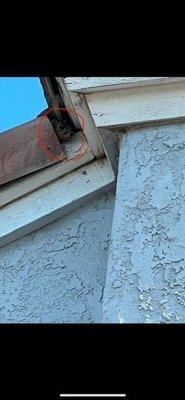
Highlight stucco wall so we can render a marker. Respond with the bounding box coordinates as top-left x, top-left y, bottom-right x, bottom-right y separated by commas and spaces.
0, 192, 114, 323
102, 122, 185, 323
